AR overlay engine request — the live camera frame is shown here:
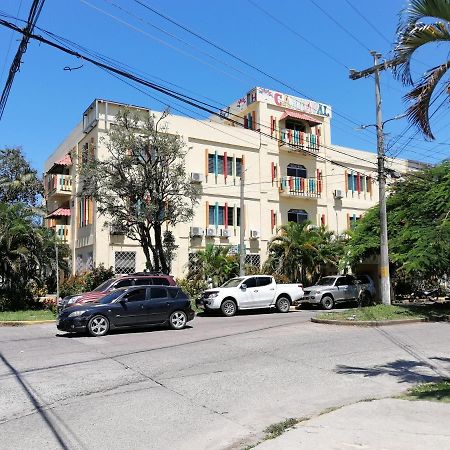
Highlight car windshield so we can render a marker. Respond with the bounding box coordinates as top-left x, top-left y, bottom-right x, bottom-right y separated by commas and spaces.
93, 279, 115, 292
315, 277, 336, 286
221, 278, 244, 288
98, 290, 124, 304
